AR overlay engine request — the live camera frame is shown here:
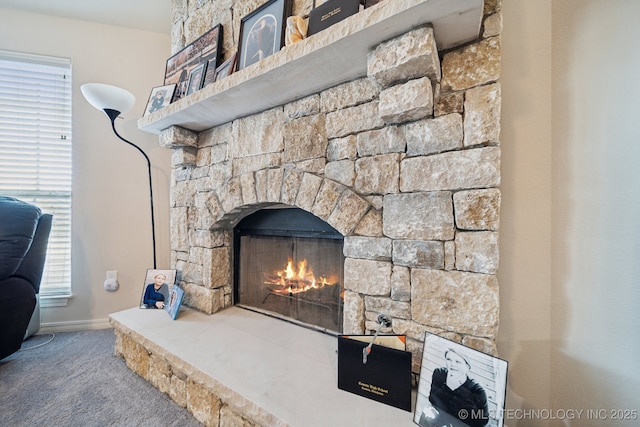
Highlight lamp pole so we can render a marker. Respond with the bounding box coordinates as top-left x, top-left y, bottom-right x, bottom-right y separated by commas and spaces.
104, 108, 157, 269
